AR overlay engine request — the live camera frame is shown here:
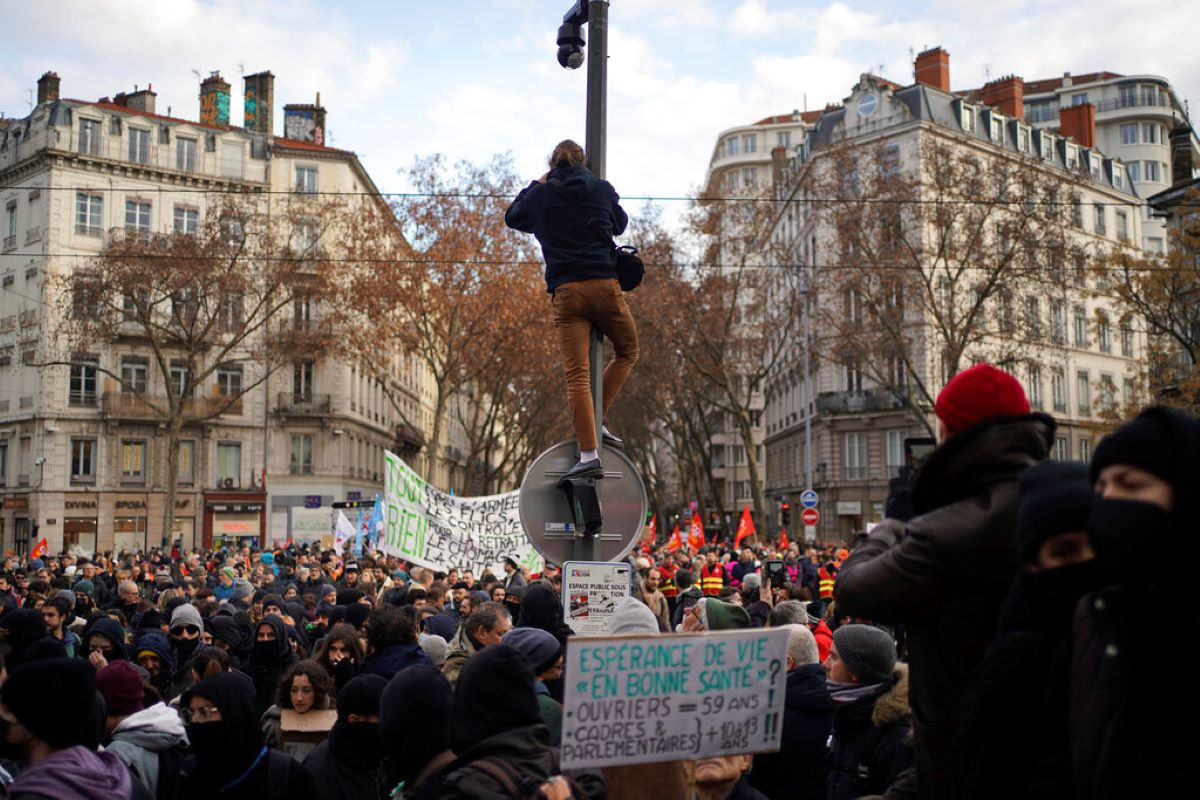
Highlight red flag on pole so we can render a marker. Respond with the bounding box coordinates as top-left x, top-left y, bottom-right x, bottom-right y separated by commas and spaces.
666, 525, 683, 552
778, 528, 790, 549
734, 505, 756, 547
687, 512, 705, 551
31, 537, 48, 559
